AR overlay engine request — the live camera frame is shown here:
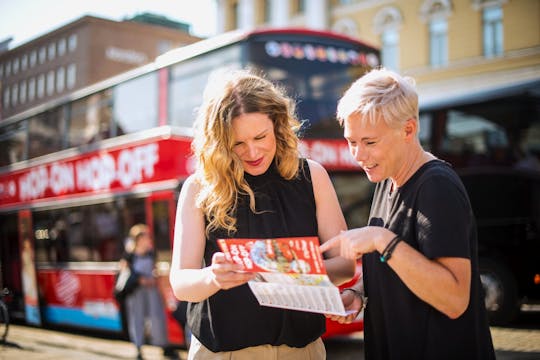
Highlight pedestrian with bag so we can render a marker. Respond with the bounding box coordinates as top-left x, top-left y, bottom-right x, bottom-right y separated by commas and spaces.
120, 224, 177, 360
320, 68, 495, 359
